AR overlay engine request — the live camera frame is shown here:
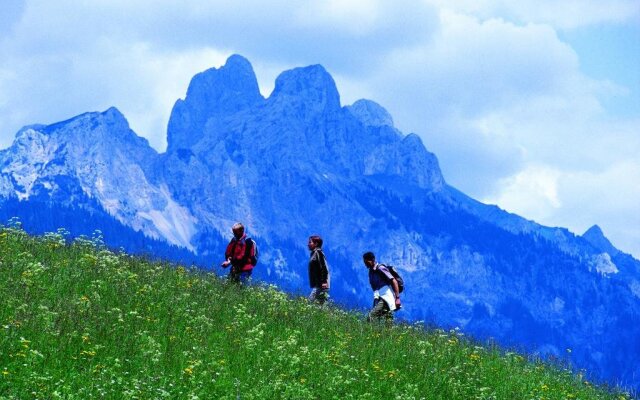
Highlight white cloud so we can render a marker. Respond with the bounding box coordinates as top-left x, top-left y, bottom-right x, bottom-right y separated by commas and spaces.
0, 35, 228, 150
376, 10, 586, 120
485, 161, 640, 257
94, 44, 230, 151
0, 0, 438, 146
558, 161, 640, 257
354, 8, 640, 257
362, 10, 594, 194
424, 0, 640, 30
0, 0, 638, 259
483, 165, 562, 221
294, 0, 382, 35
